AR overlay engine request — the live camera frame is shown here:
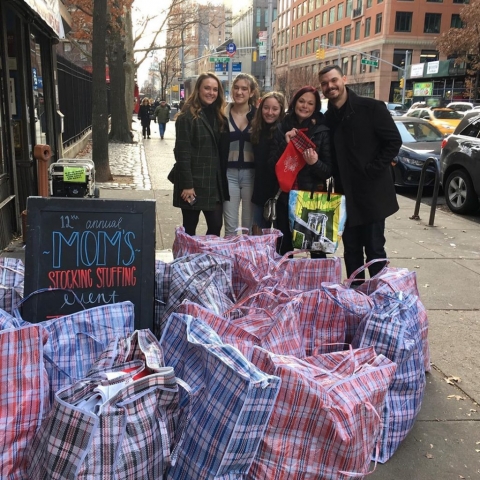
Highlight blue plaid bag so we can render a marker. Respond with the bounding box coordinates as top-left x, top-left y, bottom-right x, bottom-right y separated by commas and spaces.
0, 258, 24, 315
13, 295, 135, 401
155, 253, 235, 337
161, 313, 281, 480
352, 291, 426, 463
